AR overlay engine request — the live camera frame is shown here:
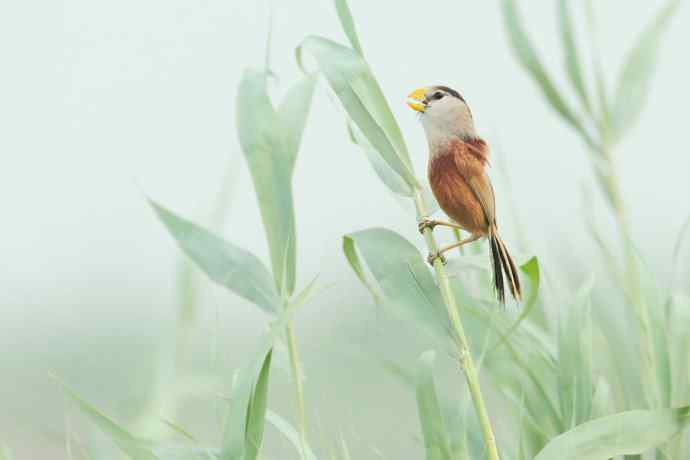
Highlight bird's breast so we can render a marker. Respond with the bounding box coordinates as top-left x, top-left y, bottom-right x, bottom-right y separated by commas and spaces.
428, 148, 489, 236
